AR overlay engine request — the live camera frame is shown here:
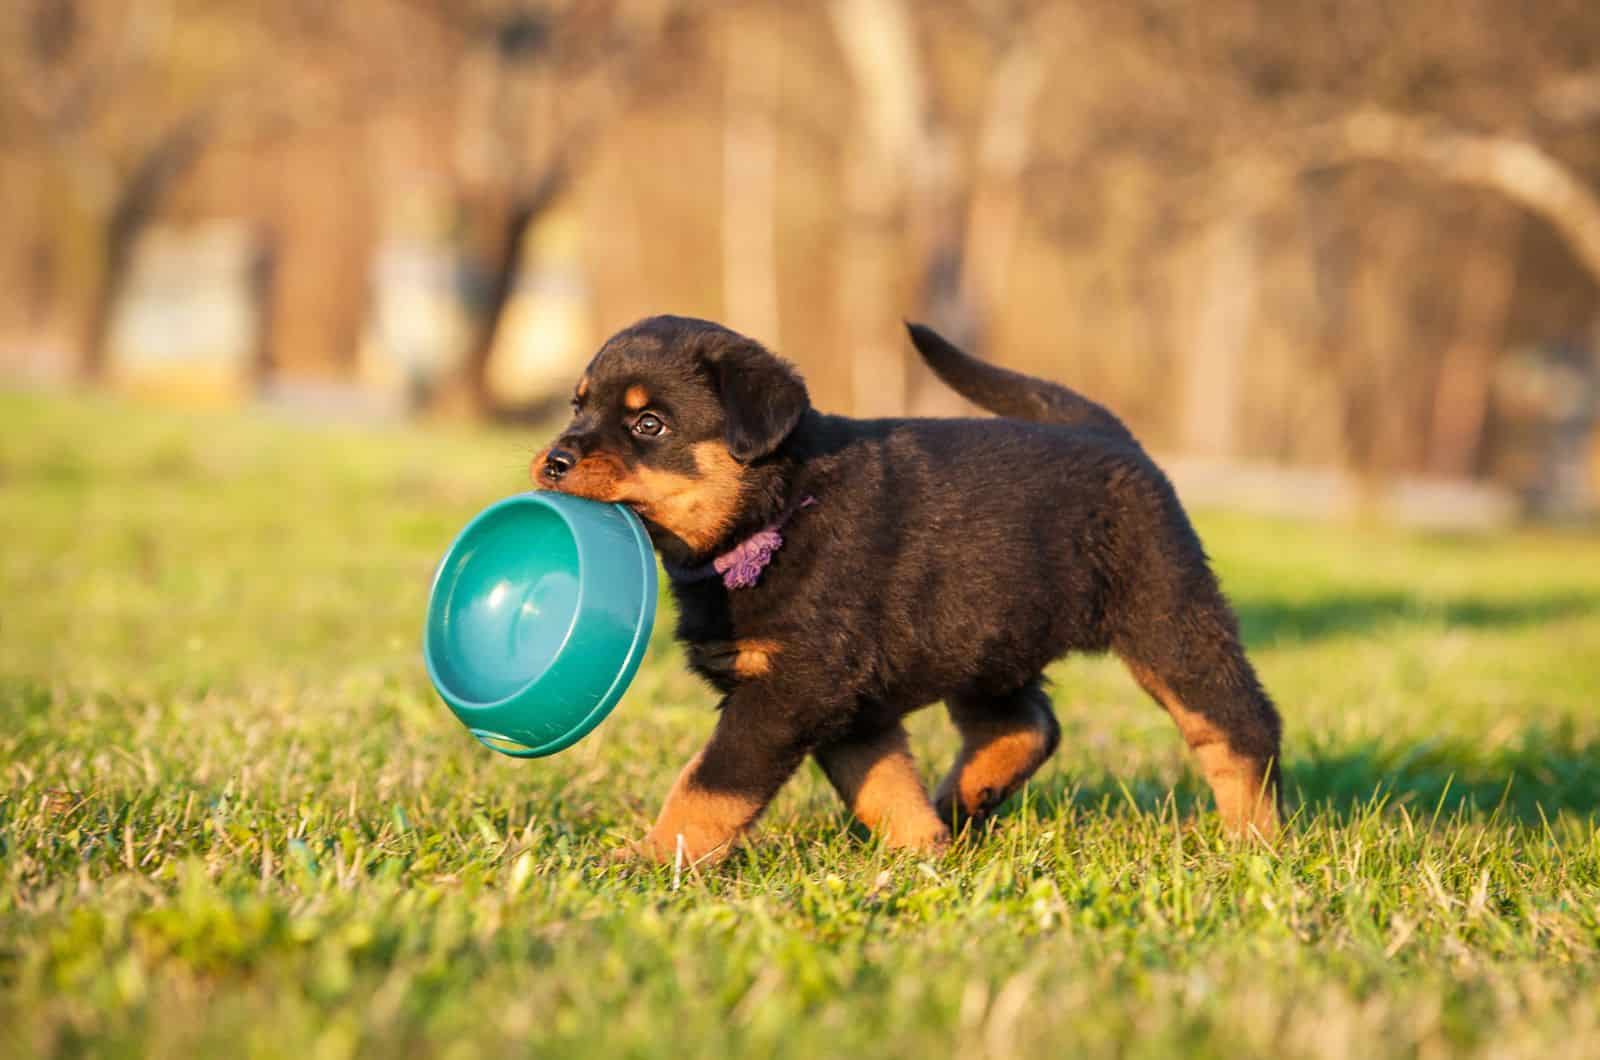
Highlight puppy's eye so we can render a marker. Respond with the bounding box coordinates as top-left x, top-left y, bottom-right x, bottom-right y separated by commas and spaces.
632, 412, 667, 437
